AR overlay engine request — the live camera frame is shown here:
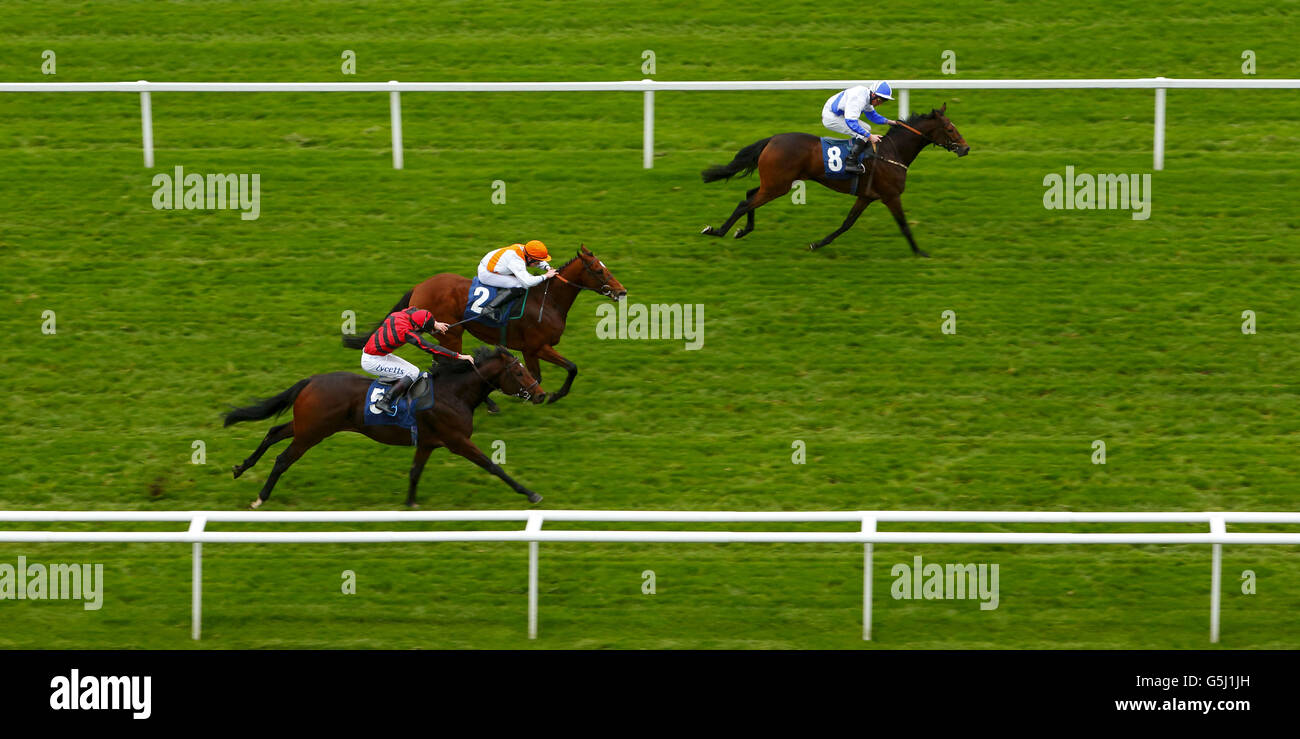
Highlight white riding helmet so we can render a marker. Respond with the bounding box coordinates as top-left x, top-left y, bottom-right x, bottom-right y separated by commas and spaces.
869, 81, 894, 100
